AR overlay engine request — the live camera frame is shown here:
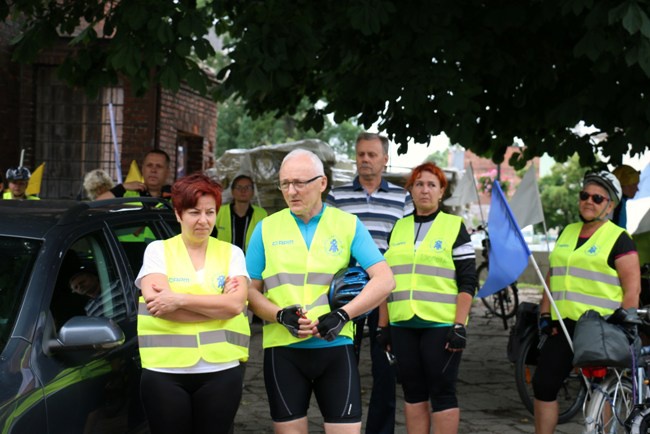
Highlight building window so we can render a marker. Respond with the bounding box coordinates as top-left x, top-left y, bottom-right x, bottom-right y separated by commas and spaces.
35, 66, 123, 199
